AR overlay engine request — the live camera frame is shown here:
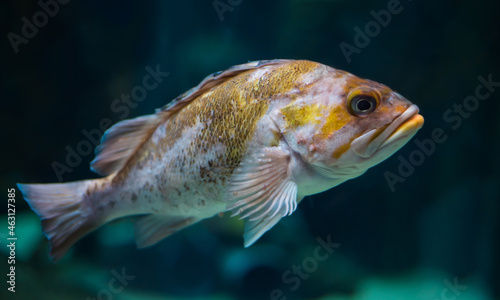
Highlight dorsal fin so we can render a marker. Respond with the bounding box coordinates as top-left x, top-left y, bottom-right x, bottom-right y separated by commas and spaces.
158, 59, 294, 113
91, 59, 294, 176
91, 114, 164, 176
